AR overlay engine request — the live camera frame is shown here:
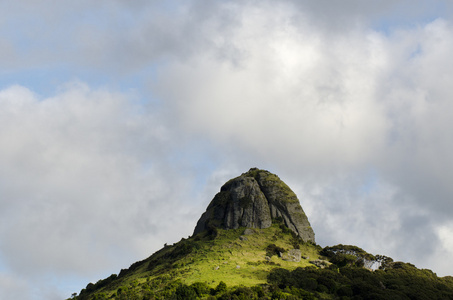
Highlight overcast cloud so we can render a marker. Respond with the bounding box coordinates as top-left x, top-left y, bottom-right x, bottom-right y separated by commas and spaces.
2, 1, 453, 299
